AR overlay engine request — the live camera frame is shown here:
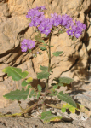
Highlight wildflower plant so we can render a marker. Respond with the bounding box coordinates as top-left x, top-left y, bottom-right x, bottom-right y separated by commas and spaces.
1, 6, 87, 123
